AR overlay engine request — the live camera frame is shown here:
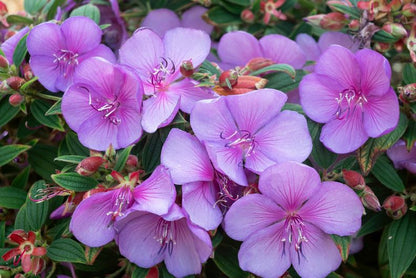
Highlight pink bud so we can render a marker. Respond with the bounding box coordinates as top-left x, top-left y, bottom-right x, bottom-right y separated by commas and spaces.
125, 154, 139, 172
383, 195, 408, 220
398, 83, 416, 103
219, 70, 239, 90
23, 63, 33, 80
180, 60, 194, 77
342, 169, 366, 190
361, 186, 381, 212
244, 57, 274, 74
76, 156, 105, 176
403, 3, 416, 17
382, 22, 407, 38
0, 55, 8, 68
0, 1, 7, 16
320, 12, 347, 31
241, 9, 255, 23
304, 14, 325, 26
349, 19, 360, 31
6, 77, 25, 91
374, 42, 391, 52
8, 94, 24, 107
